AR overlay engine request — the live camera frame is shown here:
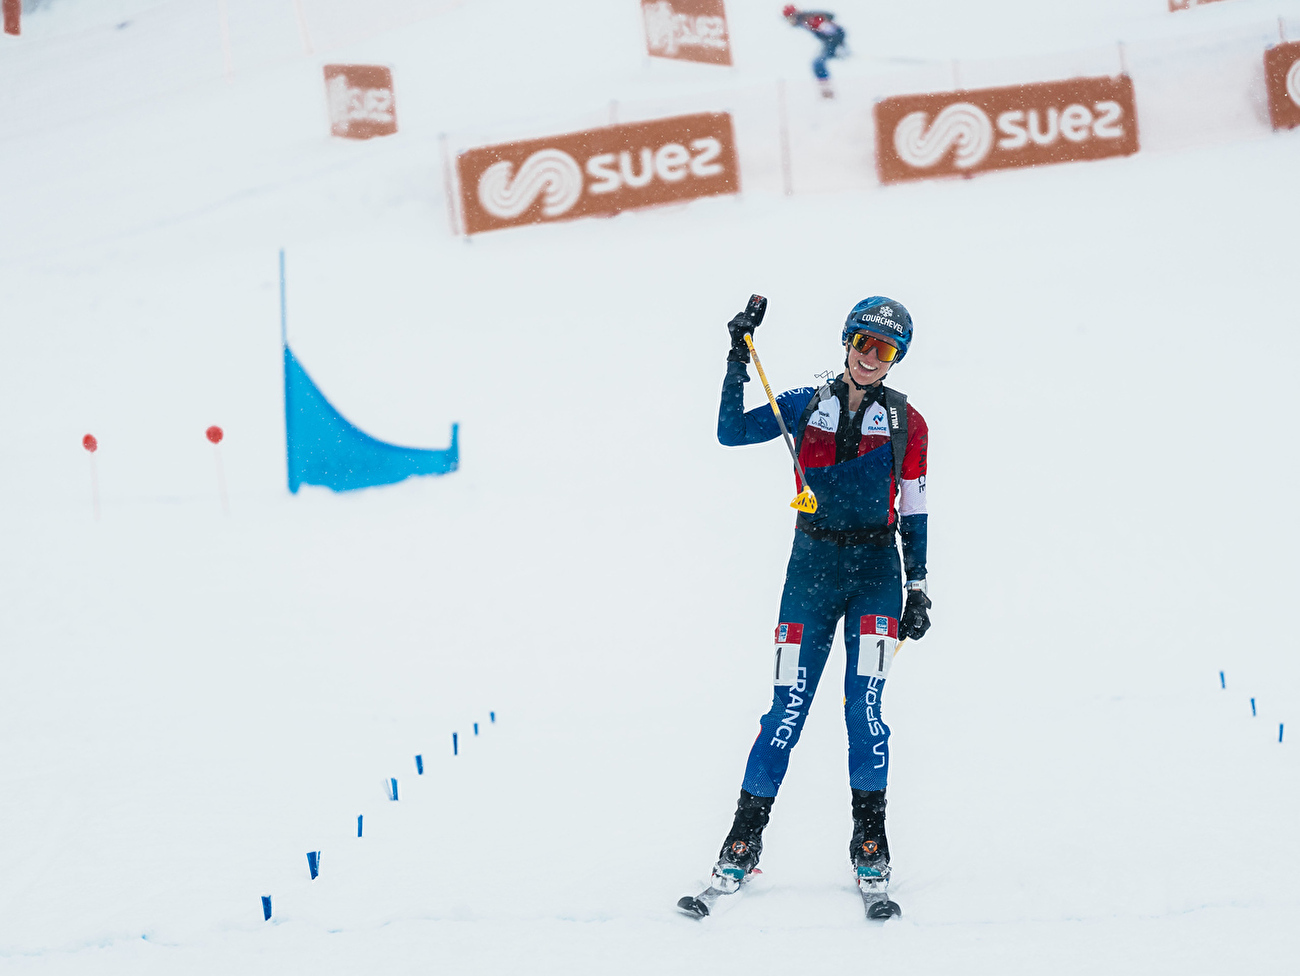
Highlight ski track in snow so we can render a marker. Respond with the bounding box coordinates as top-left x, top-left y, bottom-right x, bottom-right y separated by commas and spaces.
2, 0, 1299, 973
